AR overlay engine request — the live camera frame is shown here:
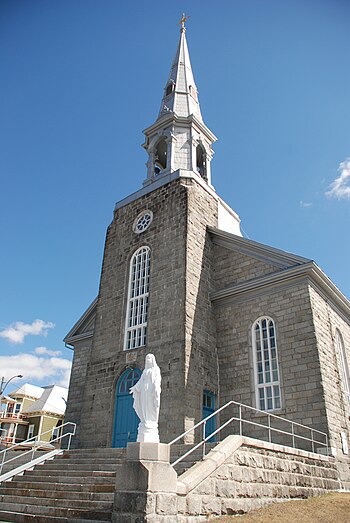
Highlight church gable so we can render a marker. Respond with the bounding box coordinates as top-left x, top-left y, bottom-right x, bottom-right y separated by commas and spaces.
210, 227, 311, 292
64, 298, 97, 345
213, 245, 282, 291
